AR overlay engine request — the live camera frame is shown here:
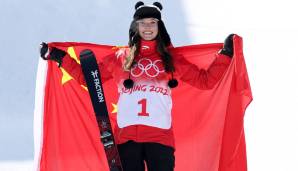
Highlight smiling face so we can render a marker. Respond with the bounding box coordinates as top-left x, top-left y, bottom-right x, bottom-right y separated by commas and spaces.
137, 18, 159, 41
